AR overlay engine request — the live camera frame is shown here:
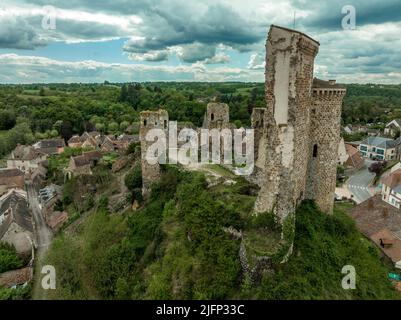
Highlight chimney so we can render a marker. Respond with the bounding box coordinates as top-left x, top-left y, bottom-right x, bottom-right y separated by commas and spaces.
329, 80, 336, 85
